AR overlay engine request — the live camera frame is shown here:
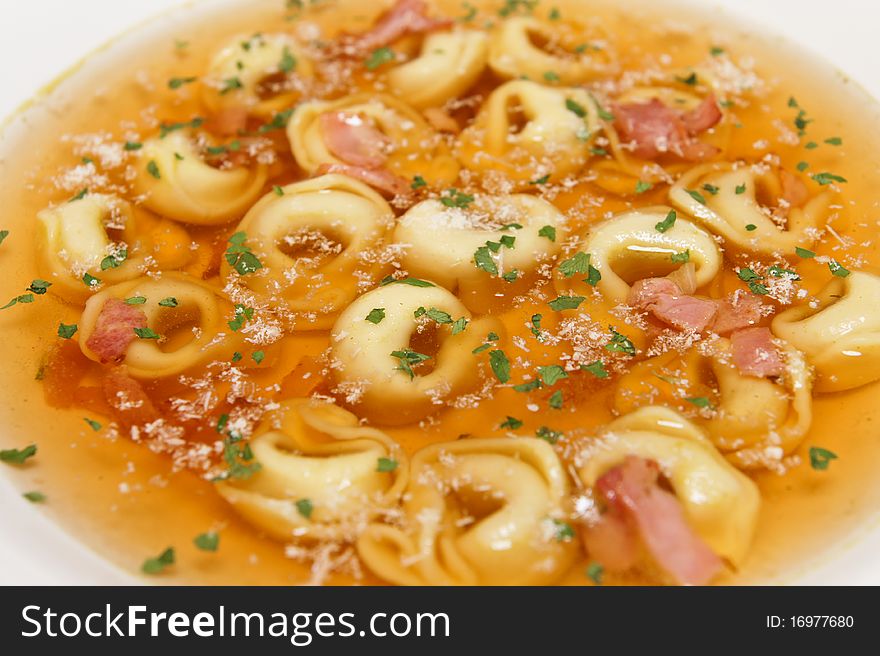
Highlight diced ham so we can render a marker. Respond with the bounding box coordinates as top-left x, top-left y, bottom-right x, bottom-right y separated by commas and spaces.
85, 298, 148, 364
711, 291, 764, 335
613, 94, 722, 161
650, 293, 718, 332
628, 277, 716, 332
317, 162, 411, 197
351, 0, 453, 54
596, 456, 723, 586
582, 511, 640, 572
423, 107, 460, 134
680, 94, 723, 134
207, 106, 249, 136
319, 111, 390, 169
102, 367, 161, 428
730, 327, 784, 378
628, 277, 682, 308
